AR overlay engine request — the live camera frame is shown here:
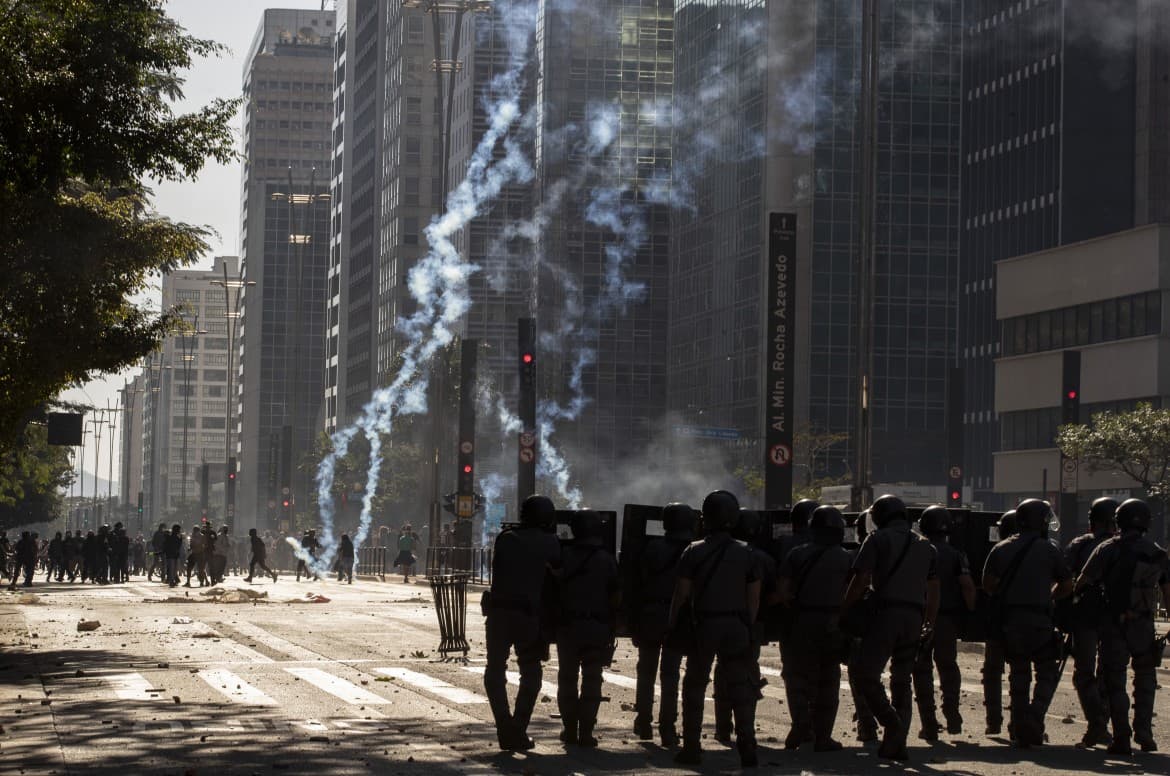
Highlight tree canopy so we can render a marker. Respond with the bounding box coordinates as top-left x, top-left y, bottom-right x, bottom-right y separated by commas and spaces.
1056, 402, 1170, 503
0, 0, 238, 445
0, 424, 74, 530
